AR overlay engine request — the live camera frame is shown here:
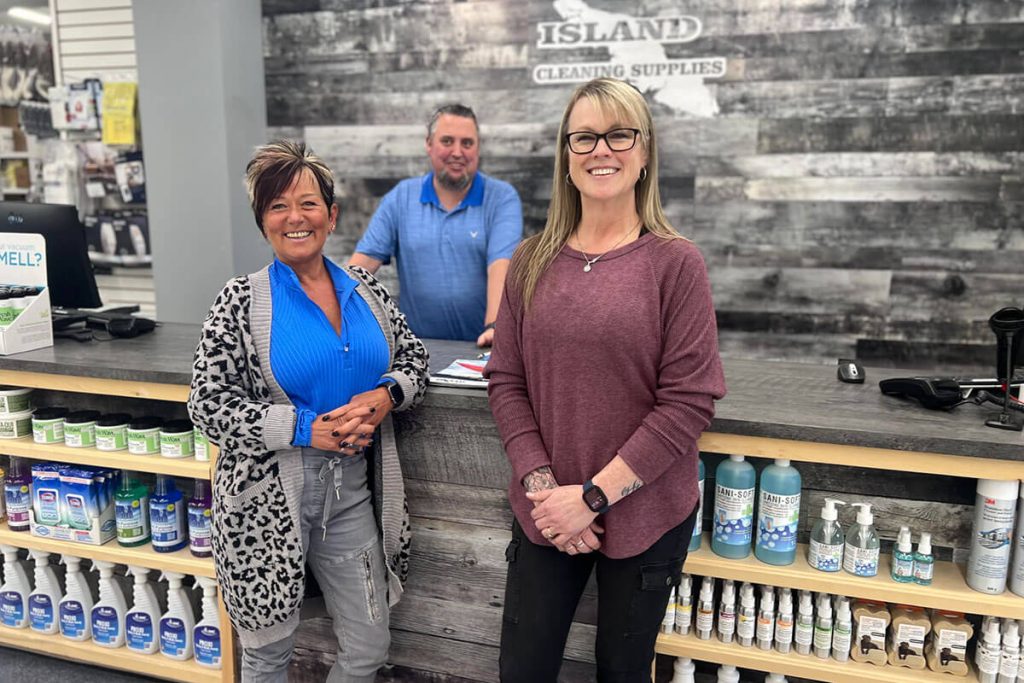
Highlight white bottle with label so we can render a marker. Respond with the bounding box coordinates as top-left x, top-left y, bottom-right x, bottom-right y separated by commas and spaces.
971, 479, 1019, 595
1001, 620, 1021, 683
756, 585, 775, 650
736, 582, 756, 647
775, 588, 794, 654
58, 555, 93, 641
843, 503, 880, 577
695, 576, 715, 640
794, 590, 814, 655
662, 586, 677, 634
832, 597, 852, 662
91, 559, 128, 648
27, 549, 62, 634
125, 565, 161, 654
717, 580, 736, 644
1010, 481, 1024, 597
813, 592, 834, 659
0, 544, 31, 629
674, 574, 692, 636
808, 498, 845, 572
979, 619, 1003, 683
159, 571, 195, 660
671, 657, 695, 683
193, 577, 223, 669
